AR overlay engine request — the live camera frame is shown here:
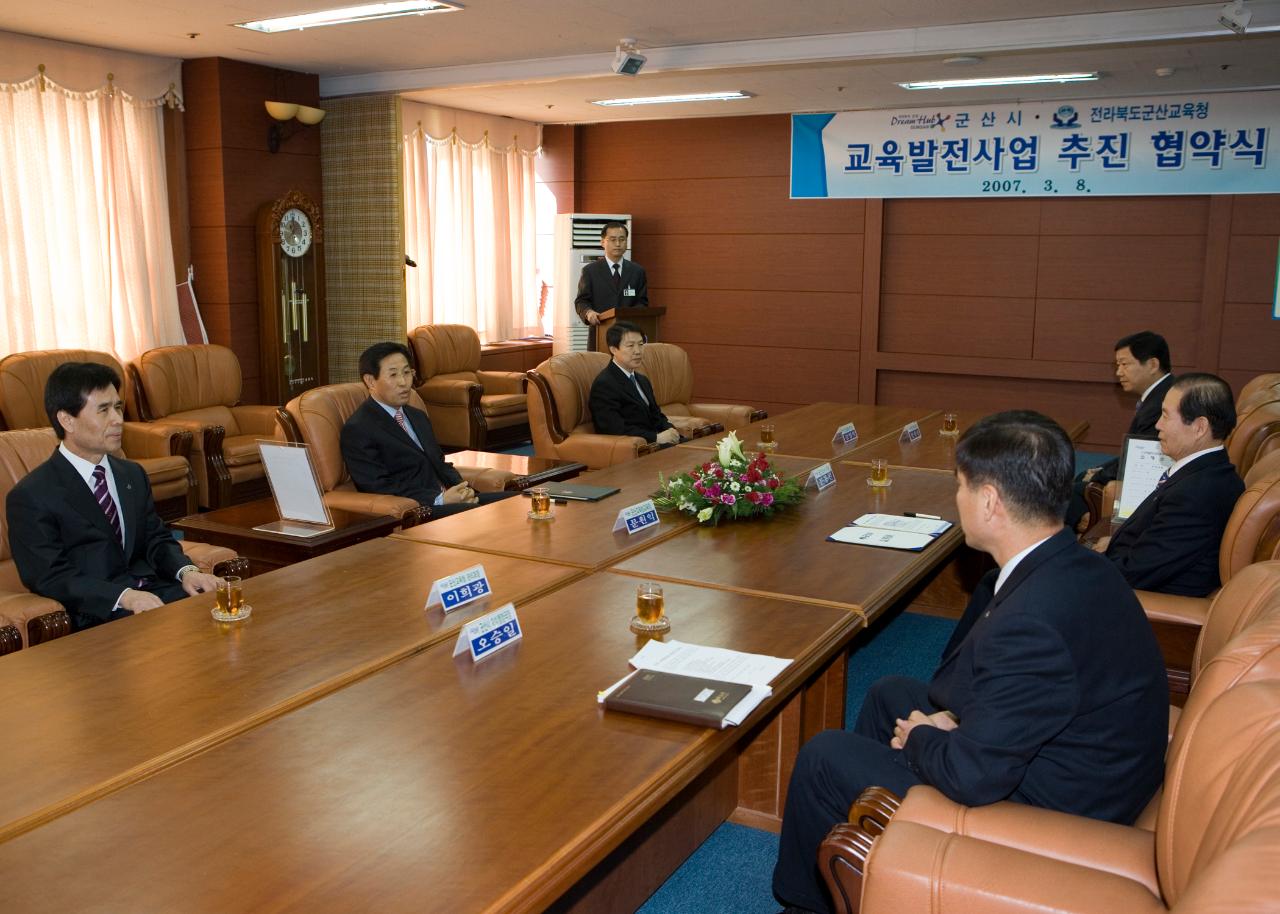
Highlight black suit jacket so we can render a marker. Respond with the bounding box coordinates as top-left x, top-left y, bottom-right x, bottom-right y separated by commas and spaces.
6, 450, 189, 628
588, 361, 674, 443
340, 398, 463, 507
1106, 448, 1244, 596
1095, 374, 1174, 485
906, 528, 1168, 824
573, 258, 648, 324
